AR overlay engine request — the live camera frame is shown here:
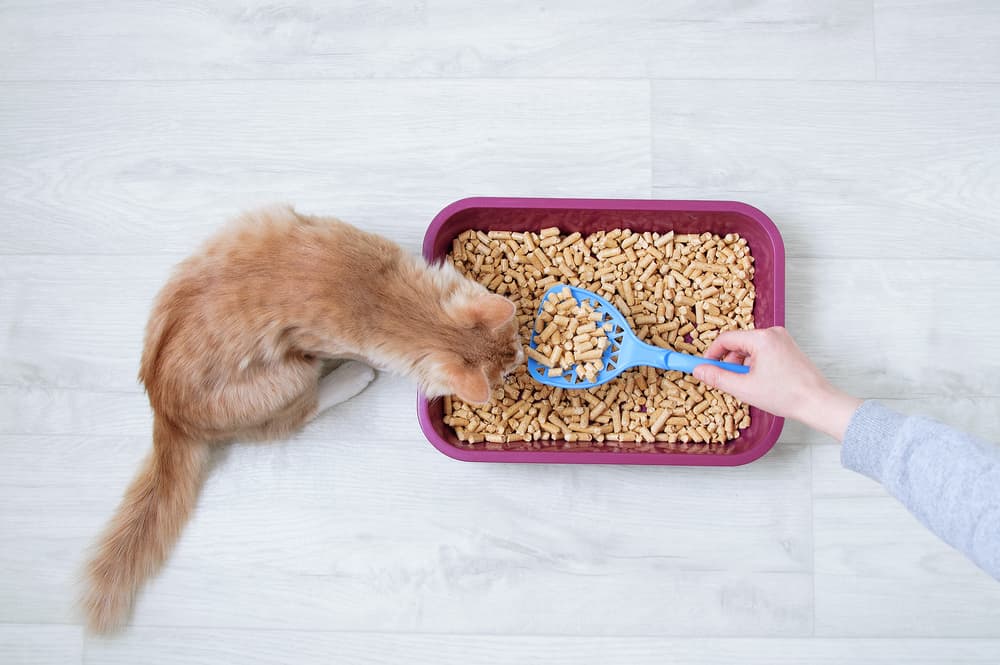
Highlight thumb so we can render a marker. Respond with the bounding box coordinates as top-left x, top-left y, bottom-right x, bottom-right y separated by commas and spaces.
693, 363, 744, 396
